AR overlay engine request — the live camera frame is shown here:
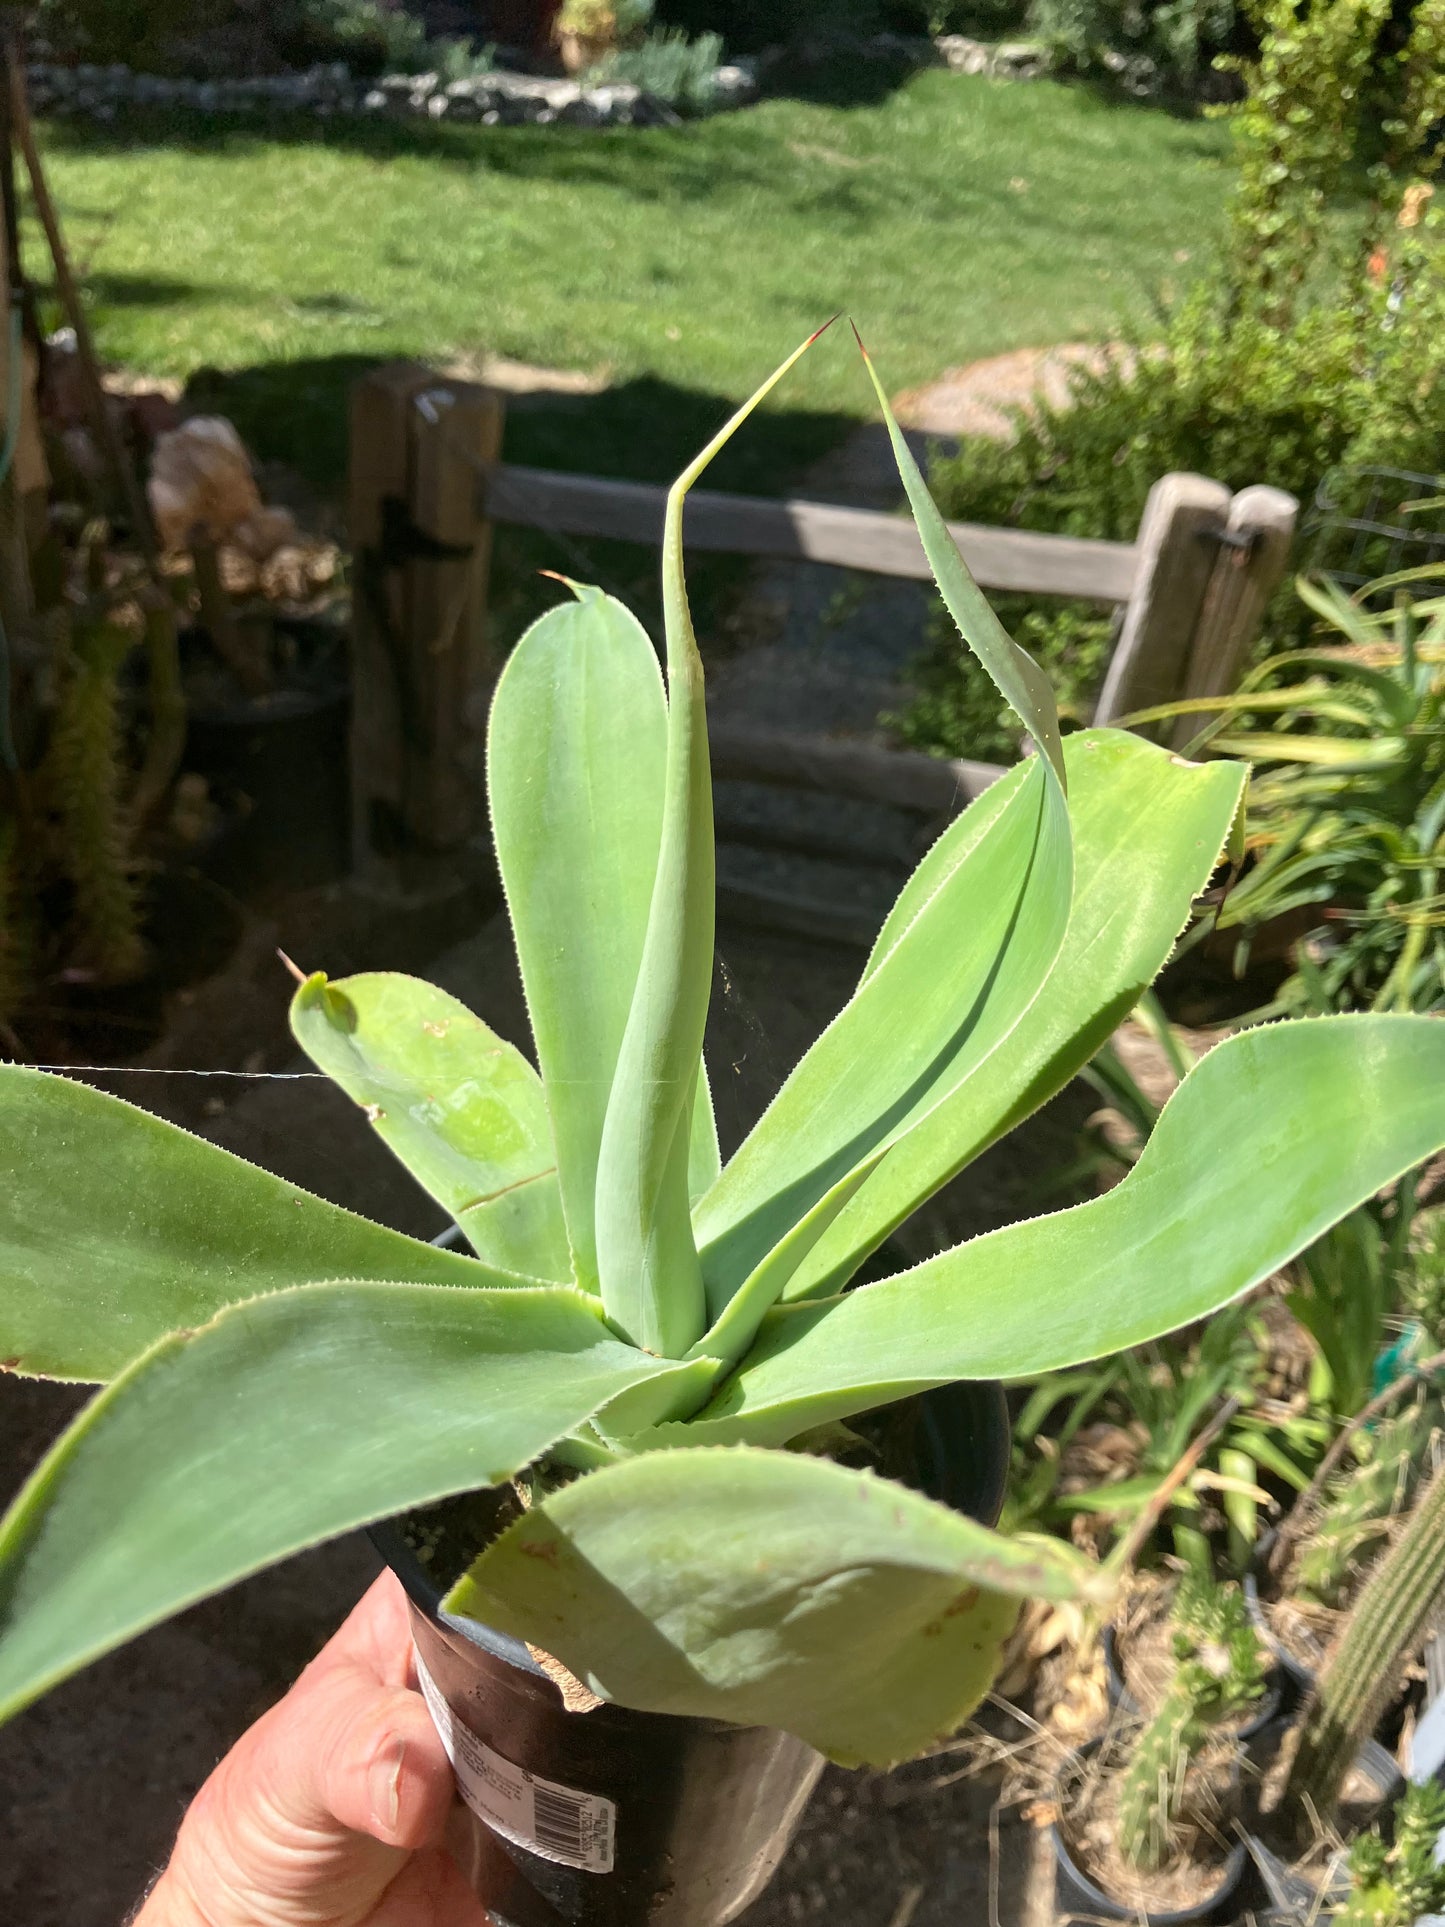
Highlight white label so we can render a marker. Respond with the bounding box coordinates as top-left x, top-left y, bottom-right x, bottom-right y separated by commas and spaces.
414, 1650, 616, 1873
